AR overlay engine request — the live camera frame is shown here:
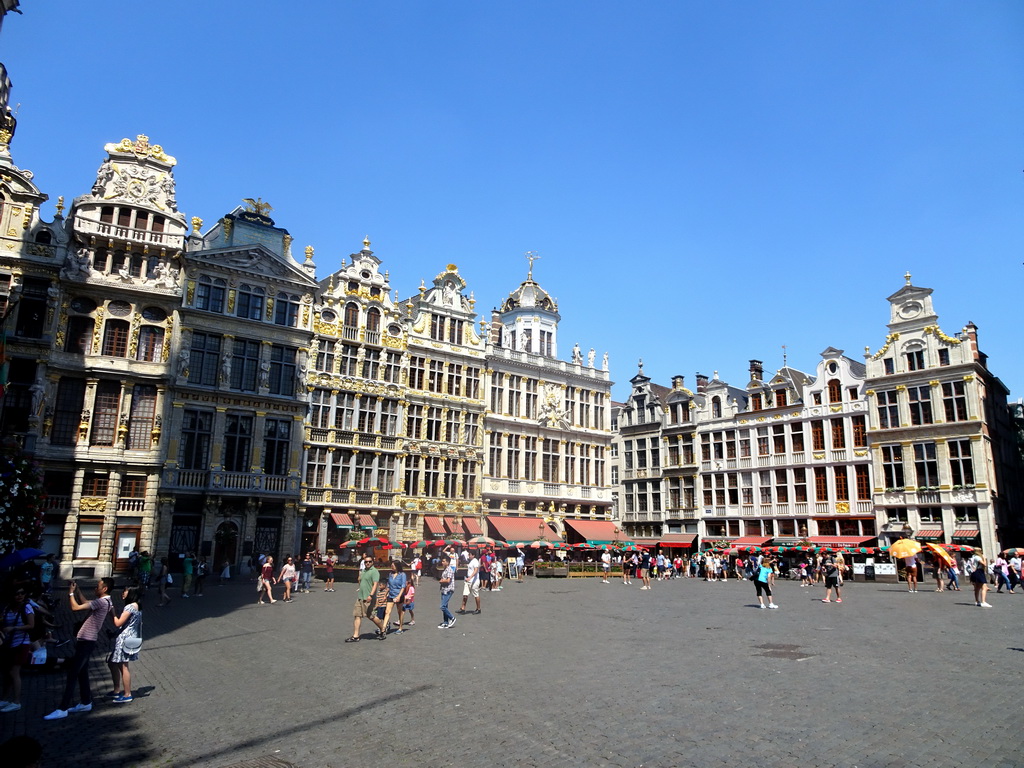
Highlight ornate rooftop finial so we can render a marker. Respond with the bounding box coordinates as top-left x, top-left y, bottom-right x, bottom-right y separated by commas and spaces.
242, 197, 273, 216
55, 196, 65, 217
363, 235, 371, 250
304, 245, 314, 262
782, 344, 787, 368
638, 358, 644, 374
191, 216, 203, 233
525, 250, 540, 281
904, 271, 912, 285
